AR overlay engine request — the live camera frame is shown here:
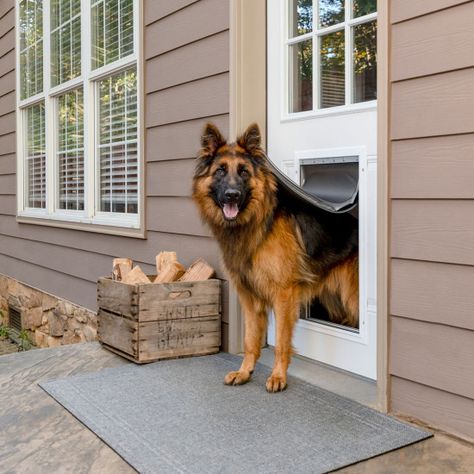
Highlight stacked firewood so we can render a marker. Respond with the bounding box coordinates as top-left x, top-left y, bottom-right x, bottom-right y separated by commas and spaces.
112, 252, 215, 285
